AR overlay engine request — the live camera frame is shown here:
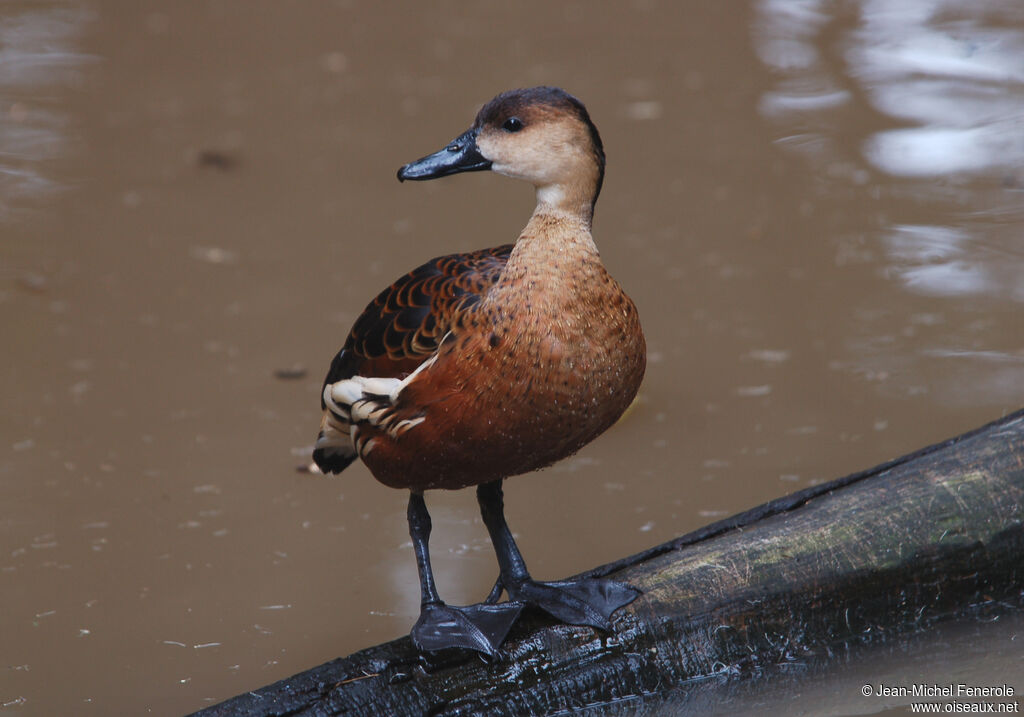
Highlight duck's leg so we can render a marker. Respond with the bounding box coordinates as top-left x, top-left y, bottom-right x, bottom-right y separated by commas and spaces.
406, 491, 523, 655
477, 480, 641, 630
